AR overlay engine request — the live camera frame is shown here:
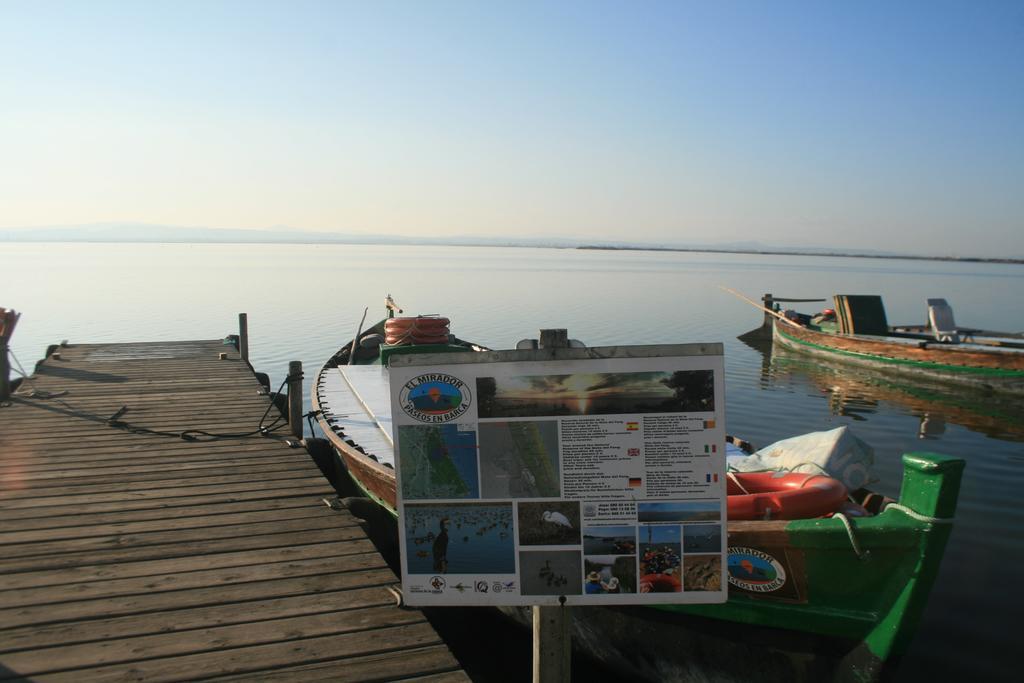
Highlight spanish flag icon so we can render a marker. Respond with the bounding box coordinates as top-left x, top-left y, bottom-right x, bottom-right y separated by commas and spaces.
626, 422, 639, 431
